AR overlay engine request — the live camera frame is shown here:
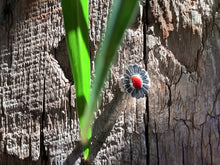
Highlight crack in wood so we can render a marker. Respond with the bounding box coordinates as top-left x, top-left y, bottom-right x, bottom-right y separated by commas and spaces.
68, 87, 73, 128
182, 142, 185, 165
154, 121, 160, 165
211, 88, 220, 115
208, 130, 213, 165
144, 96, 150, 165
0, 0, 219, 164
173, 67, 183, 86
201, 125, 204, 165
40, 78, 48, 164
143, 1, 150, 164
166, 83, 172, 129
29, 133, 32, 163
130, 138, 133, 164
